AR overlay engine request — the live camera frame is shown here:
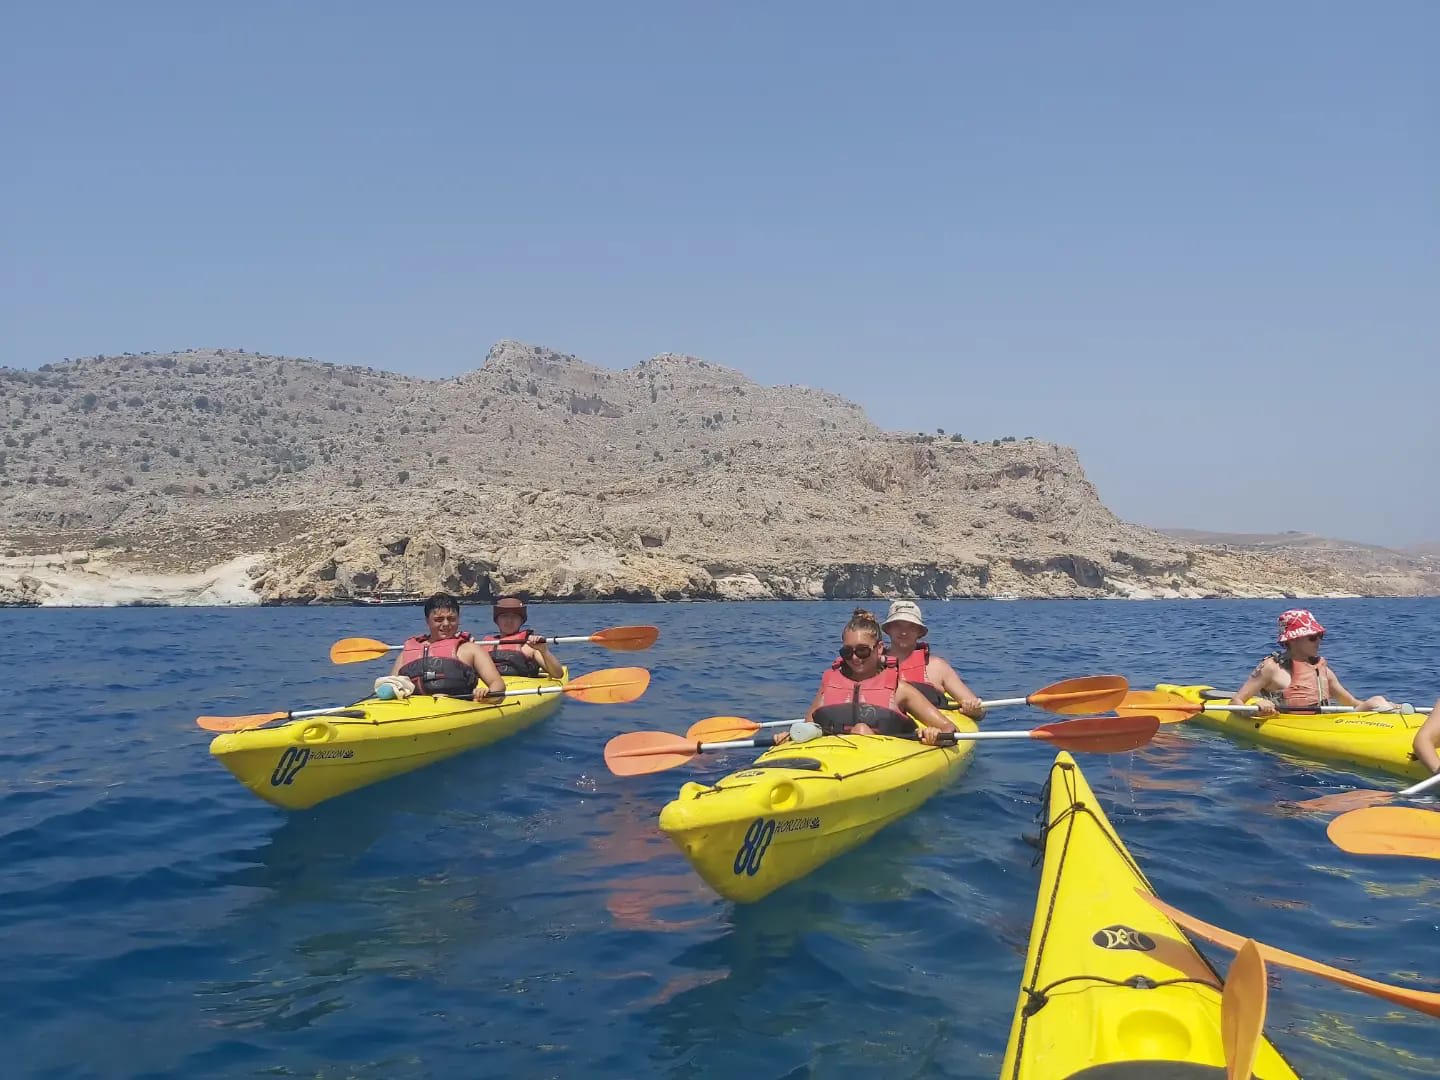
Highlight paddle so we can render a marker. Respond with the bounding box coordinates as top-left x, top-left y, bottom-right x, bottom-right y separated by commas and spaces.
607, 713, 1160, 777
197, 666, 652, 733
328, 625, 660, 664
1137, 889, 1440, 1018
1118, 688, 1418, 725
1222, 939, 1267, 1080
1327, 806, 1440, 861
685, 675, 1131, 741
1291, 769, 1440, 813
